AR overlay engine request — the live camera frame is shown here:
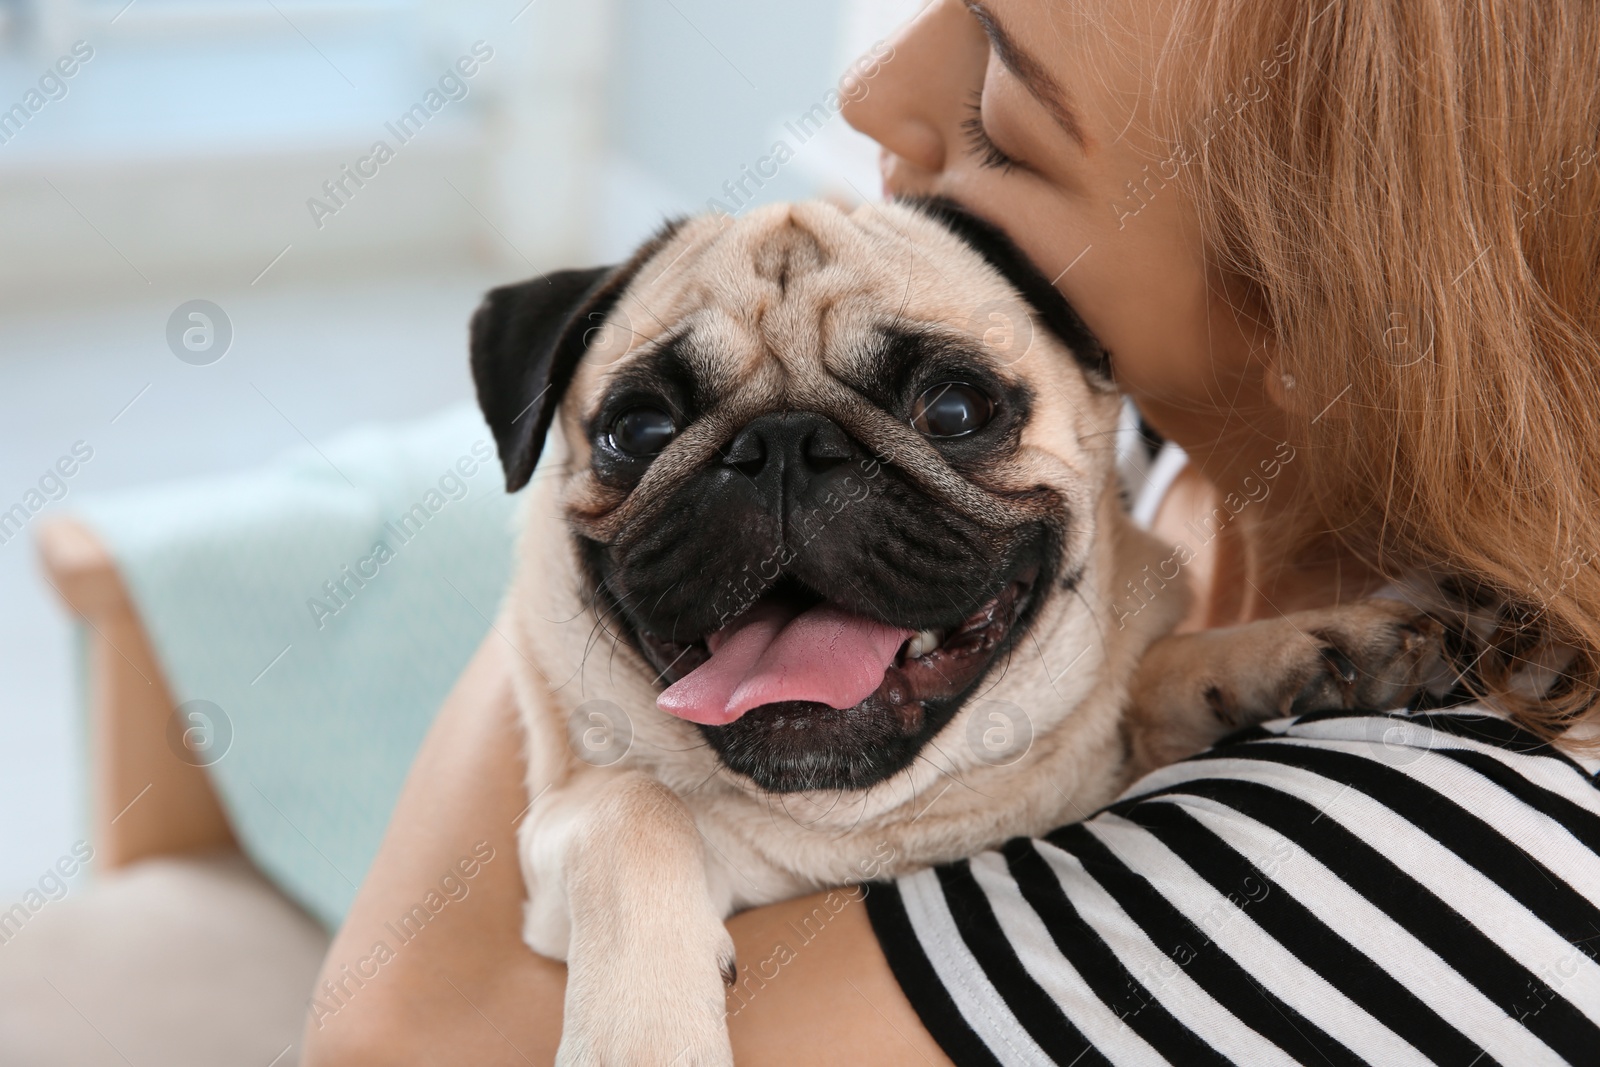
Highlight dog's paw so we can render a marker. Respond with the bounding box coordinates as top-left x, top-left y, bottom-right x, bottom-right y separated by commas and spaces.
1210, 599, 1445, 725
556, 957, 736, 1066
1275, 600, 1445, 719
1128, 598, 1446, 773
556, 900, 736, 1067
557, 1005, 733, 1067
